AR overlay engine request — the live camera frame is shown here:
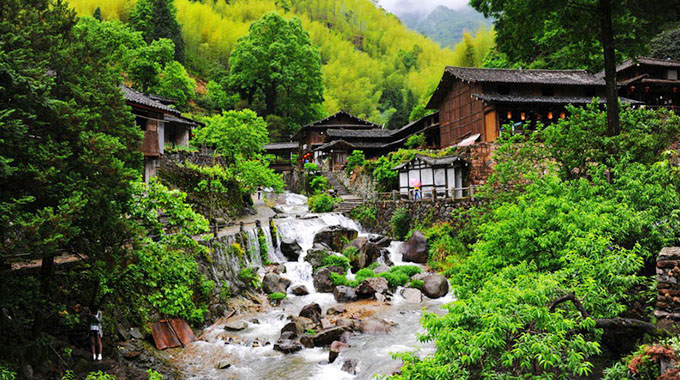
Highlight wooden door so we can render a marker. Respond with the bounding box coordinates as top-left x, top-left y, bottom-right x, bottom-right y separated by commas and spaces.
484, 111, 498, 142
